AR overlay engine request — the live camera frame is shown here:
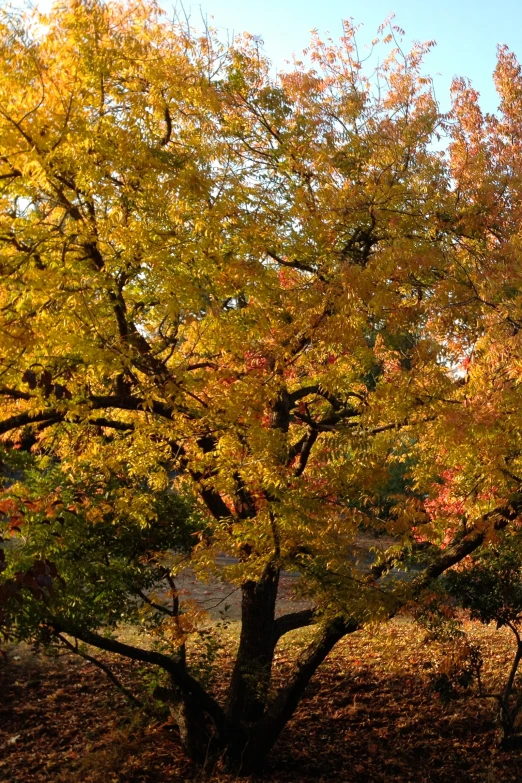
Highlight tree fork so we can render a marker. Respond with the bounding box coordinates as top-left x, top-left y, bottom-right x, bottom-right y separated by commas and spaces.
237, 617, 358, 772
